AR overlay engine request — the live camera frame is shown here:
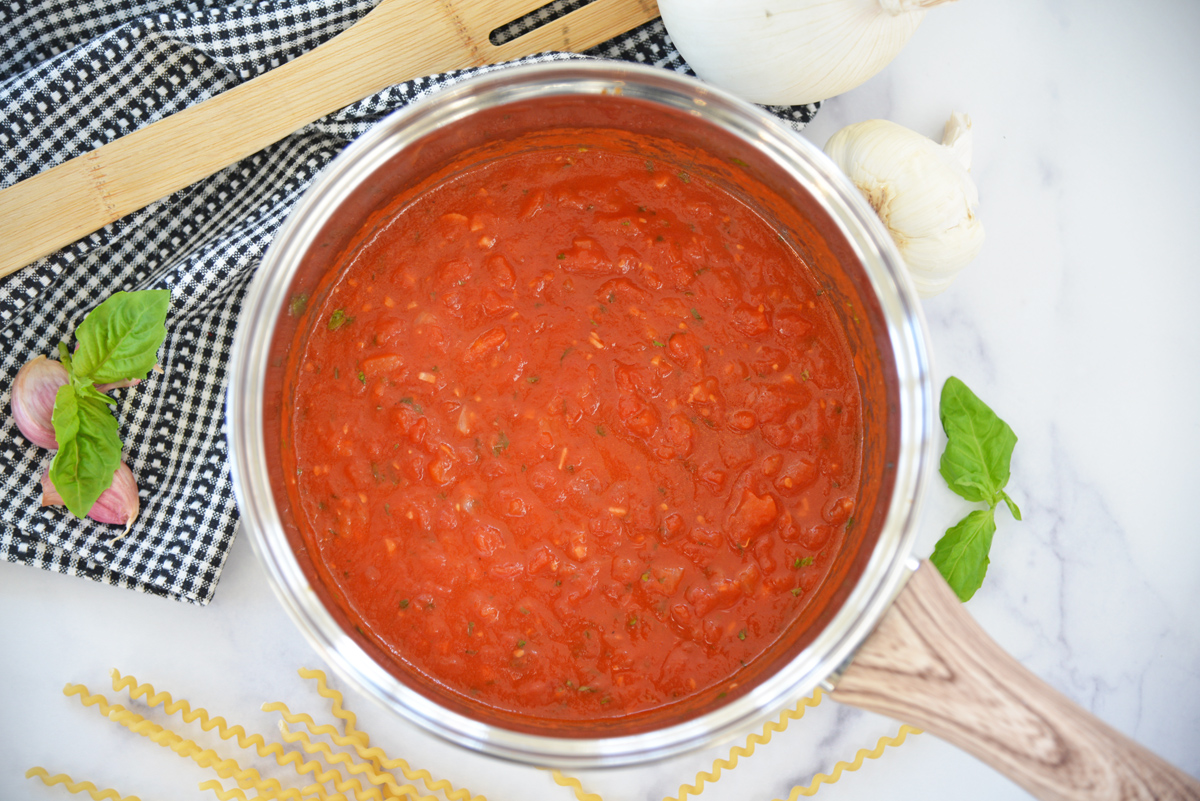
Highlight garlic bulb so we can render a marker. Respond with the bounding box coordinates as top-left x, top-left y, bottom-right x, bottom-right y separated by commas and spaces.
824, 112, 984, 297
658, 0, 959, 106
11, 355, 69, 449
42, 462, 140, 534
